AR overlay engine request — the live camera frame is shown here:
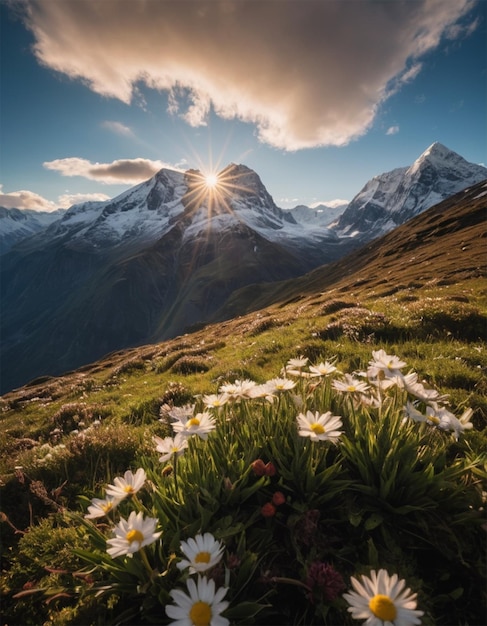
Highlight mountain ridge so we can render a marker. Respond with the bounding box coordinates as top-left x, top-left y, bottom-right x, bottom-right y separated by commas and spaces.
1, 144, 485, 393
1, 177, 485, 402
